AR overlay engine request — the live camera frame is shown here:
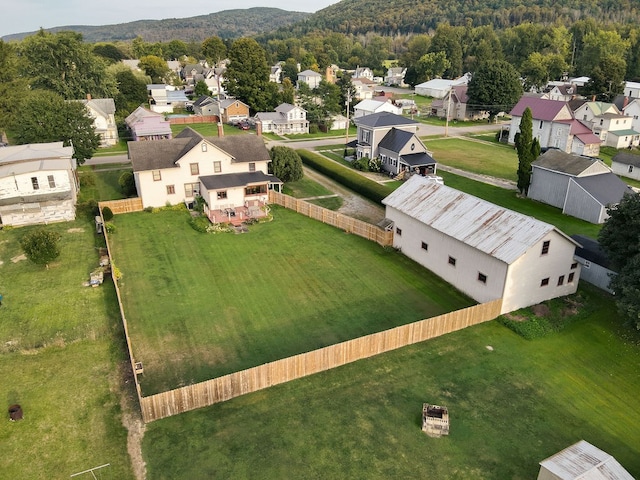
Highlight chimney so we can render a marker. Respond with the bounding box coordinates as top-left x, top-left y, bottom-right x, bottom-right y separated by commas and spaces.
592, 95, 596, 101
256, 121, 262, 137
86, 93, 92, 100
217, 121, 224, 137
624, 96, 630, 109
